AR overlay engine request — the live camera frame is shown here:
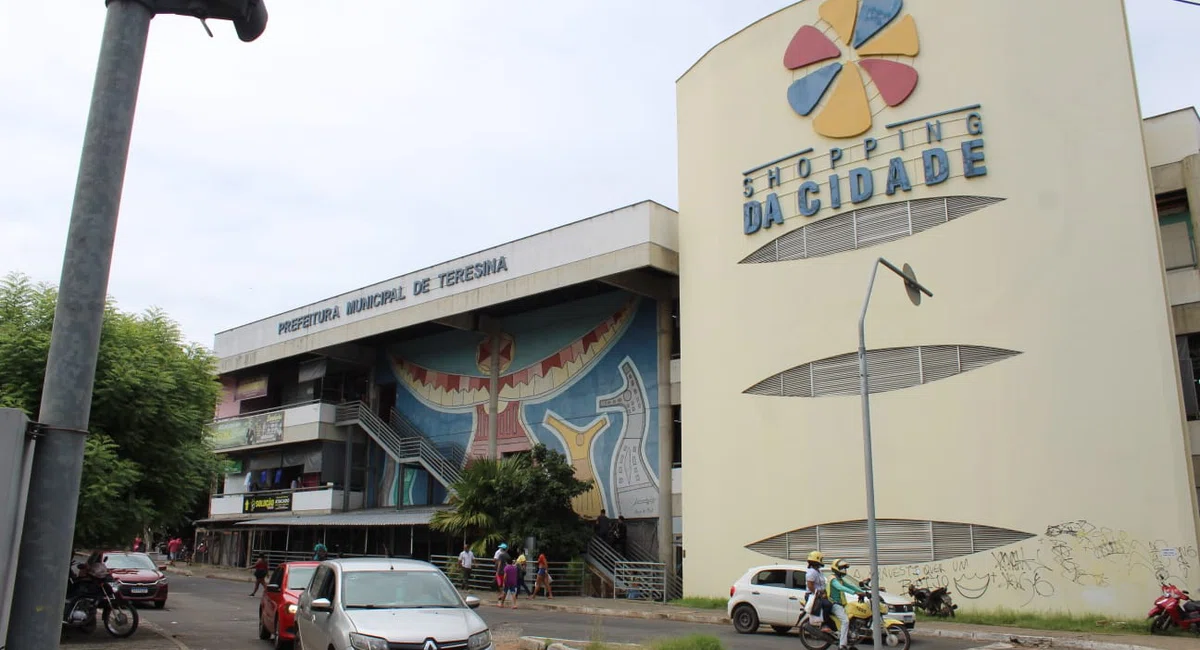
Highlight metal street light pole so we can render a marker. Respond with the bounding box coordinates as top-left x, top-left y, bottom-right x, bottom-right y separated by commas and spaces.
858, 257, 932, 650
5, 2, 266, 647
5, 4, 154, 646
